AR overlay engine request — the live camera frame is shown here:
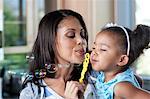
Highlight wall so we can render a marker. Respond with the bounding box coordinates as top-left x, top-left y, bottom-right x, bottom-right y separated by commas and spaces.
0, 0, 3, 98
93, 0, 114, 43
57, 0, 114, 49
0, 0, 4, 61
